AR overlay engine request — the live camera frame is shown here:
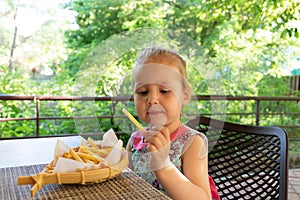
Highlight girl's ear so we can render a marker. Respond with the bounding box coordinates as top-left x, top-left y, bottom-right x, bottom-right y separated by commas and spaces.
182, 88, 191, 105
